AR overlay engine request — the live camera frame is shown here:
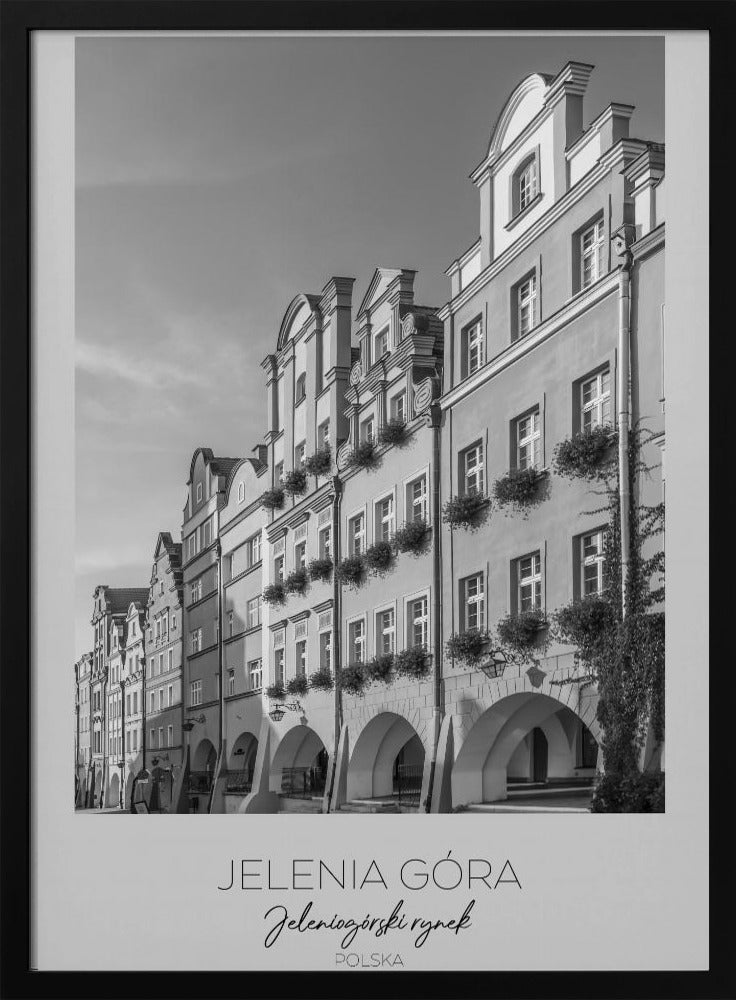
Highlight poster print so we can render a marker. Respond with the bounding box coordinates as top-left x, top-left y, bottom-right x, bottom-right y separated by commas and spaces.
21, 20, 713, 984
